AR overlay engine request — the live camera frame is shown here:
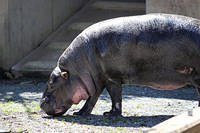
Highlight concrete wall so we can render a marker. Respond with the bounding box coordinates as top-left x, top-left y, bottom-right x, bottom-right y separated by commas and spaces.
146, 0, 200, 19
0, 0, 8, 70
0, 0, 88, 70
52, 0, 87, 30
